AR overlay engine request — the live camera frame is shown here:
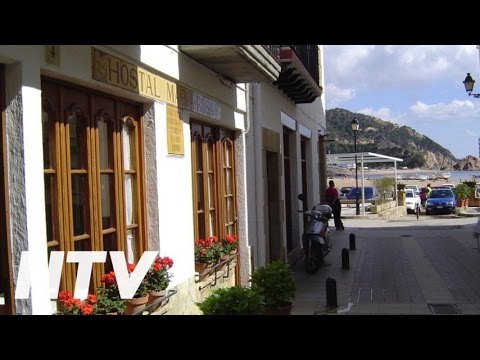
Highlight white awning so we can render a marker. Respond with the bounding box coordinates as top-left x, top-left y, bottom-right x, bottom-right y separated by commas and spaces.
327, 152, 403, 164
326, 152, 403, 215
